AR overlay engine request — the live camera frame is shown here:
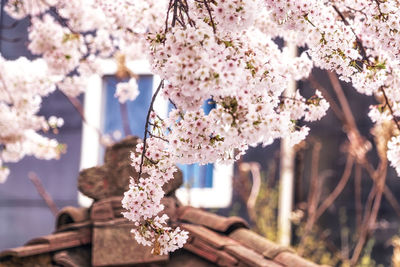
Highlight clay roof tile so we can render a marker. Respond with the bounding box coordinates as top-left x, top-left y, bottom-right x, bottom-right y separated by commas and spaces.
90, 198, 116, 221
26, 229, 91, 248
53, 251, 81, 267
0, 244, 50, 258
229, 228, 292, 259
184, 241, 219, 264
0, 228, 91, 260
91, 218, 168, 267
56, 206, 90, 230
178, 206, 248, 233
56, 220, 92, 233
274, 251, 323, 267
224, 244, 283, 267
214, 249, 239, 267
181, 223, 238, 249
229, 228, 322, 267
